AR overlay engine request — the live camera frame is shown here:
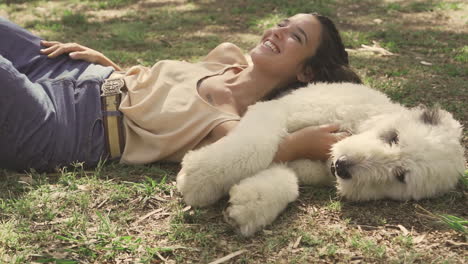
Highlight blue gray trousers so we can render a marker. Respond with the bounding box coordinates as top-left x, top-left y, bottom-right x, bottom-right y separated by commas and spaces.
0, 17, 113, 172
